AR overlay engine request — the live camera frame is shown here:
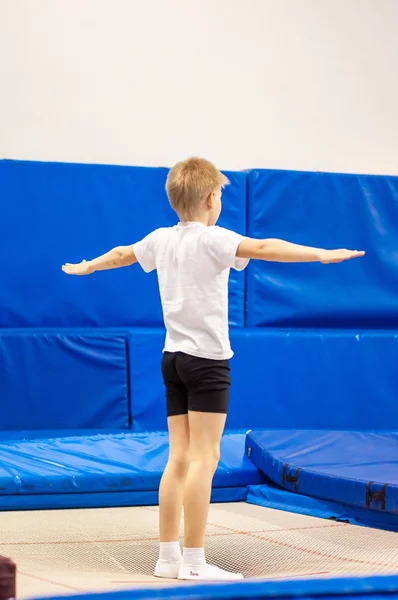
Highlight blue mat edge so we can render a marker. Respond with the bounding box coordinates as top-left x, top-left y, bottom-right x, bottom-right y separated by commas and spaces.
0, 486, 248, 512
247, 484, 398, 532
29, 574, 398, 600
